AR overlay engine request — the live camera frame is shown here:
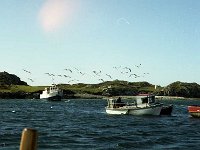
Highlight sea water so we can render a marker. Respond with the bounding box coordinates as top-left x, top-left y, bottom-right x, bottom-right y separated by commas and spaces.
0, 98, 200, 150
